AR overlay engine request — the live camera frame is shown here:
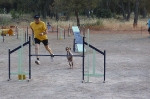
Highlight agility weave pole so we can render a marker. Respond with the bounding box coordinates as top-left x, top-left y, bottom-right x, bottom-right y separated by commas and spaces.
2, 26, 4, 42
68, 24, 72, 36
57, 27, 65, 40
